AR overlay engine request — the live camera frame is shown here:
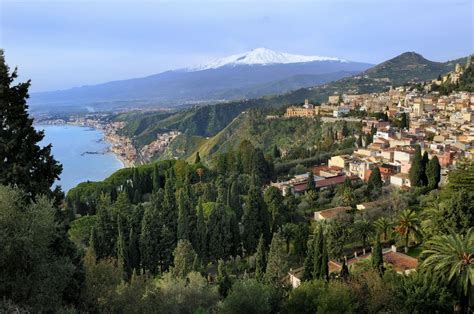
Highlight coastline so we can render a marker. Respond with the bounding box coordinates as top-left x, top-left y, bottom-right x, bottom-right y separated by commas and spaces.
37, 122, 132, 168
